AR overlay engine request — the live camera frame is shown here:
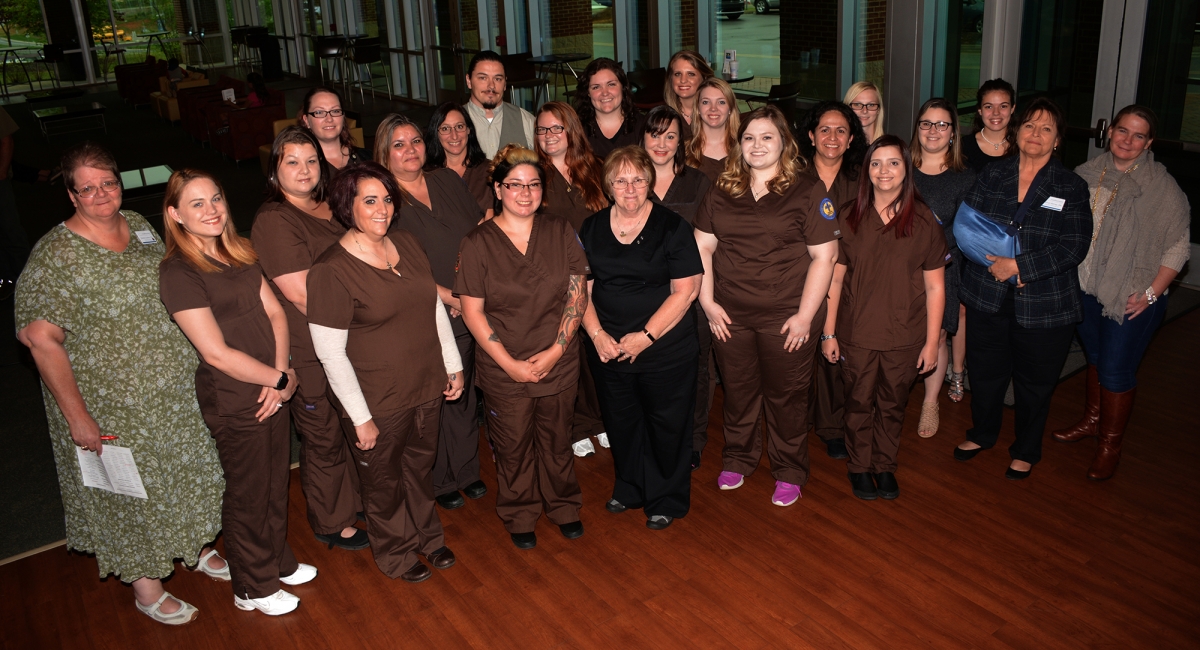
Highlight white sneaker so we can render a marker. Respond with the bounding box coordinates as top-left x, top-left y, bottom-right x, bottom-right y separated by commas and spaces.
595, 433, 610, 449
280, 563, 317, 586
234, 589, 300, 616
572, 439, 596, 457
